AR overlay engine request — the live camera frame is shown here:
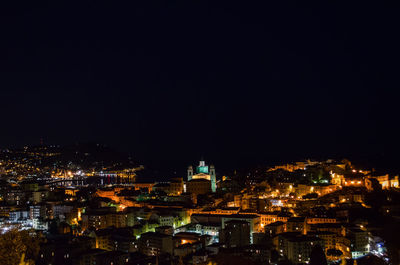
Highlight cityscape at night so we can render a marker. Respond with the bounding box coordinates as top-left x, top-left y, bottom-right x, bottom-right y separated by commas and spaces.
1, 144, 400, 265
1, 1, 400, 265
